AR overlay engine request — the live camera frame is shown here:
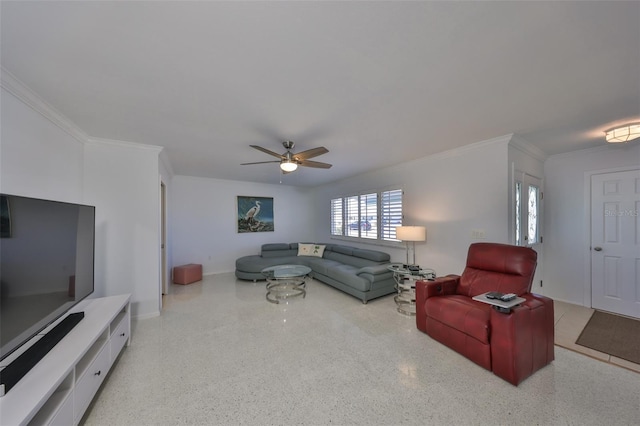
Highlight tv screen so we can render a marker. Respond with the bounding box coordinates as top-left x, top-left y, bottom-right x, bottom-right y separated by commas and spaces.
0, 194, 95, 361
